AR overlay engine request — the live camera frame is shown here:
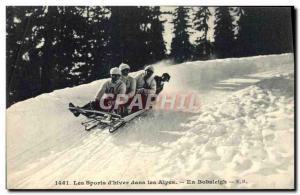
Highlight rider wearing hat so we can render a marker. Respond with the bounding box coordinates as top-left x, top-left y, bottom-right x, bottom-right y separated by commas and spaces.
119, 63, 136, 99
69, 67, 126, 116
95, 67, 126, 102
135, 65, 156, 95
